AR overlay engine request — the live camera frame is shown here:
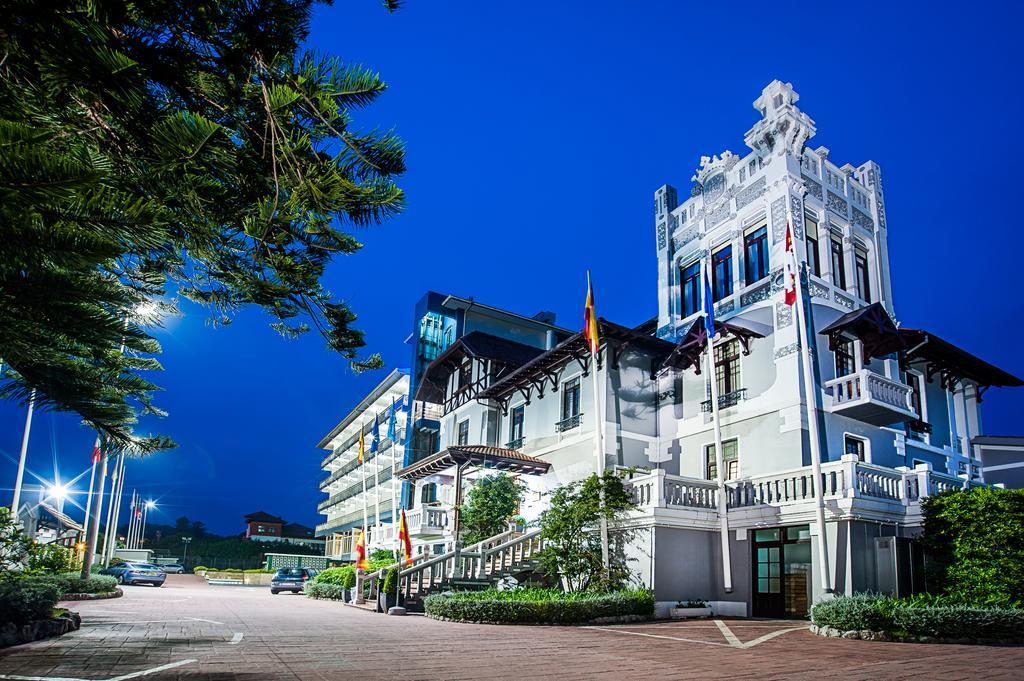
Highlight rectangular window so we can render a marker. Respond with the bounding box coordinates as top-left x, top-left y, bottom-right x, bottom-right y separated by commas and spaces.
743, 225, 769, 284
830, 237, 846, 289
562, 377, 581, 419
457, 360, 472, 390
844, 435, 866, 462
835, 339, 856, 378
712, 245, 733, 302
707, 439, 739, 481
680, 261, 701, 317
805, 213, 821, 277
456, 419, 470, 446
714, 340, 741, 396
855, 247, 871, 302
509, 405, 524, 442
